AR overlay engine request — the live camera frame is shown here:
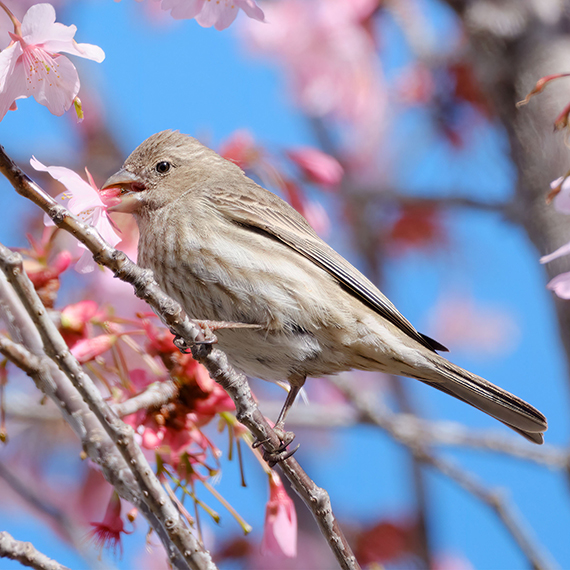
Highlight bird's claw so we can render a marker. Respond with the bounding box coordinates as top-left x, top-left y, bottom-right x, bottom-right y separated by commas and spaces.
263, 444, 300, 467
252, 429, 297, 466
173, 335, 192, 354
